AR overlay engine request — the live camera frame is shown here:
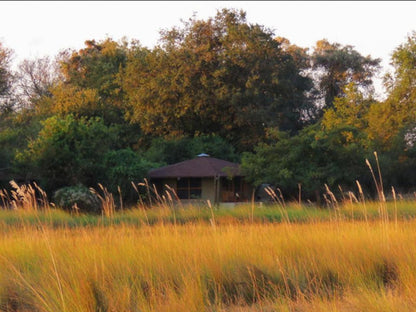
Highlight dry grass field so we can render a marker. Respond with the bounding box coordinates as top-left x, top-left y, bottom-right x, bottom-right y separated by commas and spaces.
1, 182, 416, 311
